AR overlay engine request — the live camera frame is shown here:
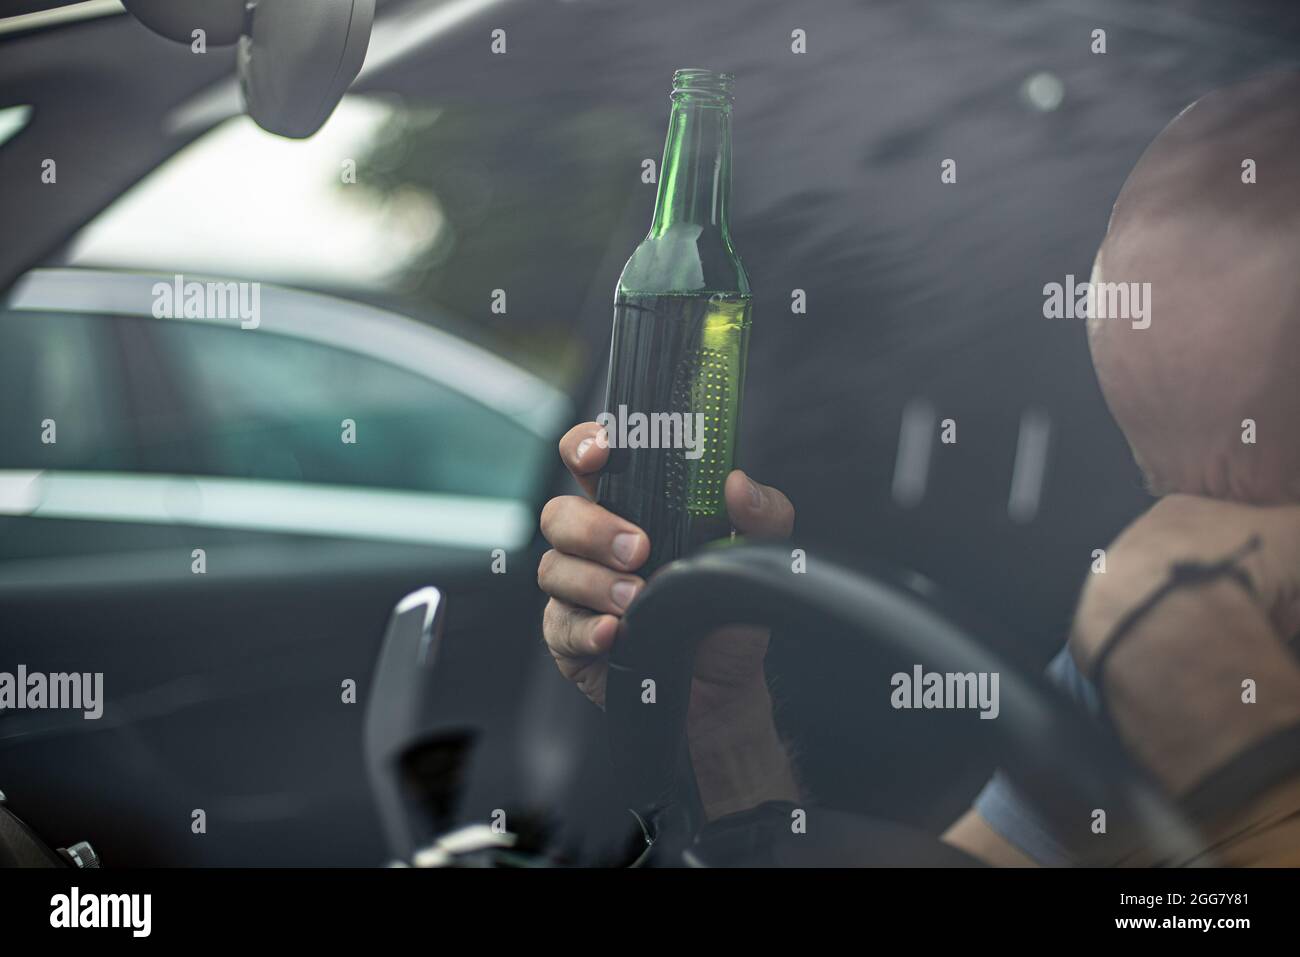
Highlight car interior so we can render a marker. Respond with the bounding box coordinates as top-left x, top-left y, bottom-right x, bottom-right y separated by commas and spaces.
2, 0, 1299, 870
